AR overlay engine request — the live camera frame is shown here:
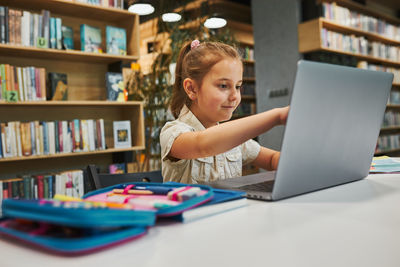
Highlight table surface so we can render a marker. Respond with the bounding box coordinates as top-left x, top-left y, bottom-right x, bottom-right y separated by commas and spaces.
1, 173, 400, 267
